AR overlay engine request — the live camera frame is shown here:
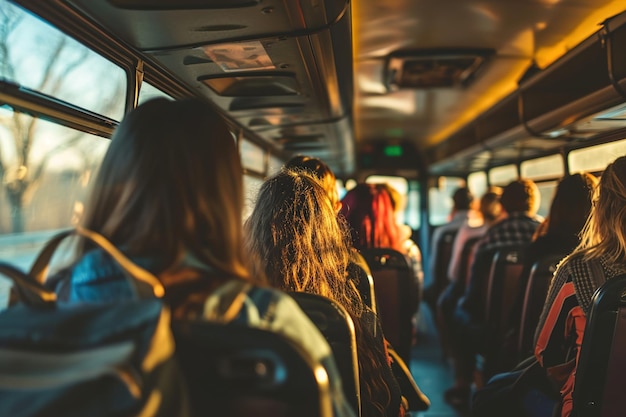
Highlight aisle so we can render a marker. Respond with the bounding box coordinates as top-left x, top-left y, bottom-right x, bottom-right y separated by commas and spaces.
409, 303, 467, 417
